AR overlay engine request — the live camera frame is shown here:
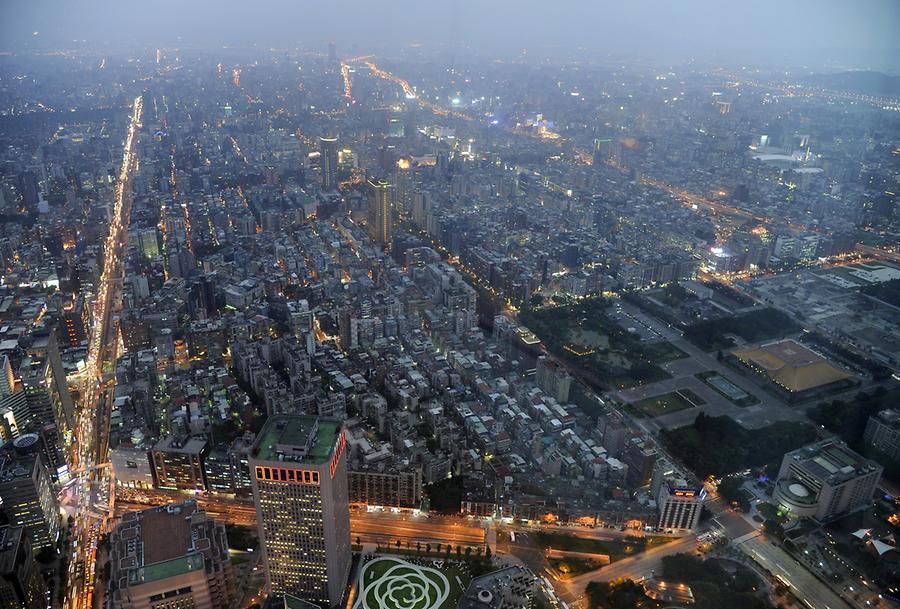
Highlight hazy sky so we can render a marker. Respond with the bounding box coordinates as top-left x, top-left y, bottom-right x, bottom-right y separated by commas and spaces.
3, 0, 898, 72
